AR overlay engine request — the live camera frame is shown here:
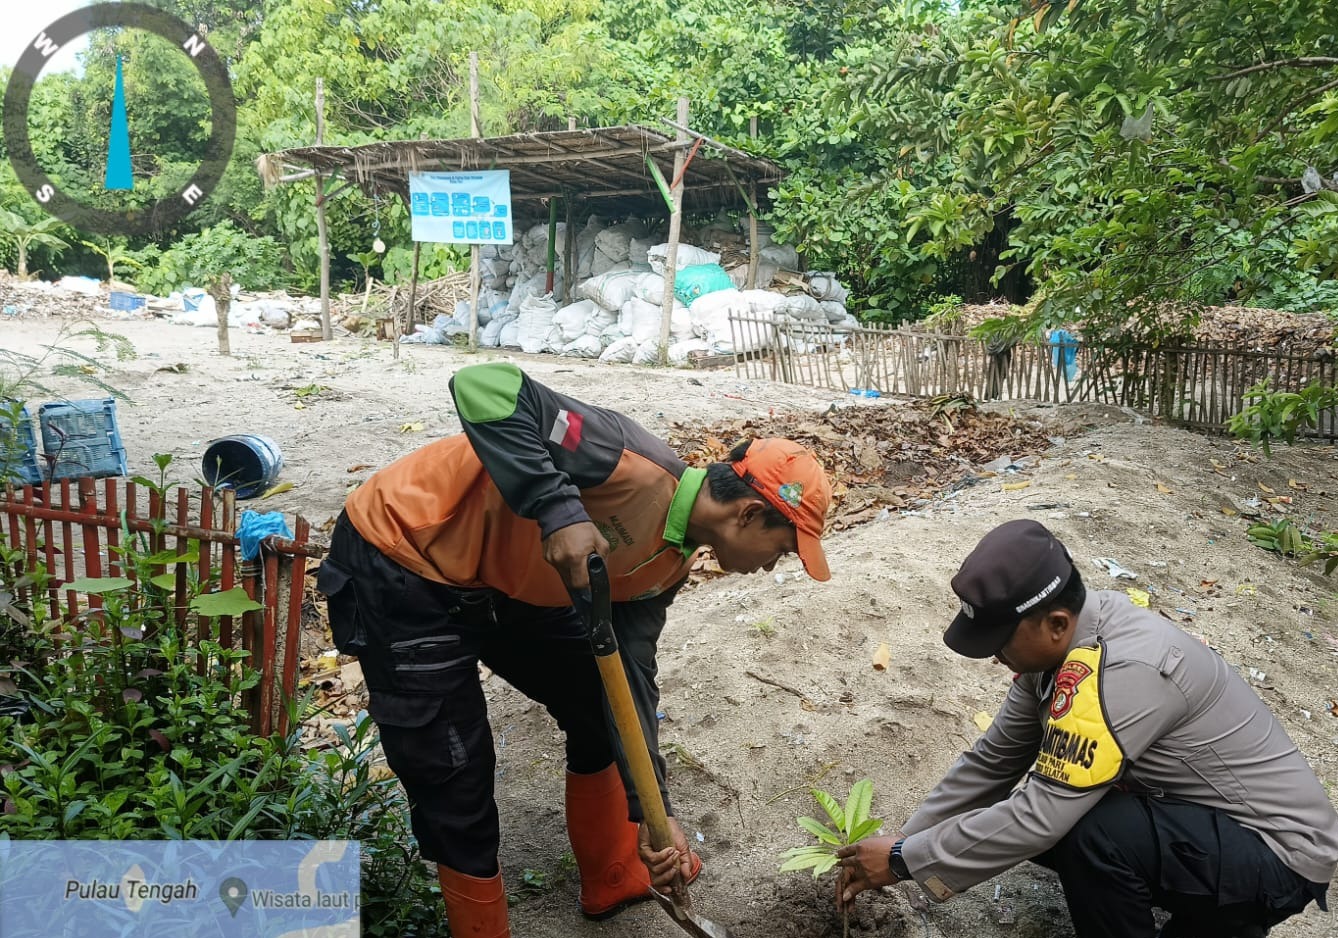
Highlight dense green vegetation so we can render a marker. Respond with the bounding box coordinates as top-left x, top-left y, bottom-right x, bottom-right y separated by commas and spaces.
1, 0, 1335, 334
